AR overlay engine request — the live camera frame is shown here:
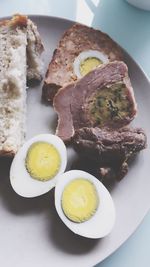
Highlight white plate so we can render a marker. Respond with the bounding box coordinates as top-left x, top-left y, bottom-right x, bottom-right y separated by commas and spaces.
0, 15, 150, 267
